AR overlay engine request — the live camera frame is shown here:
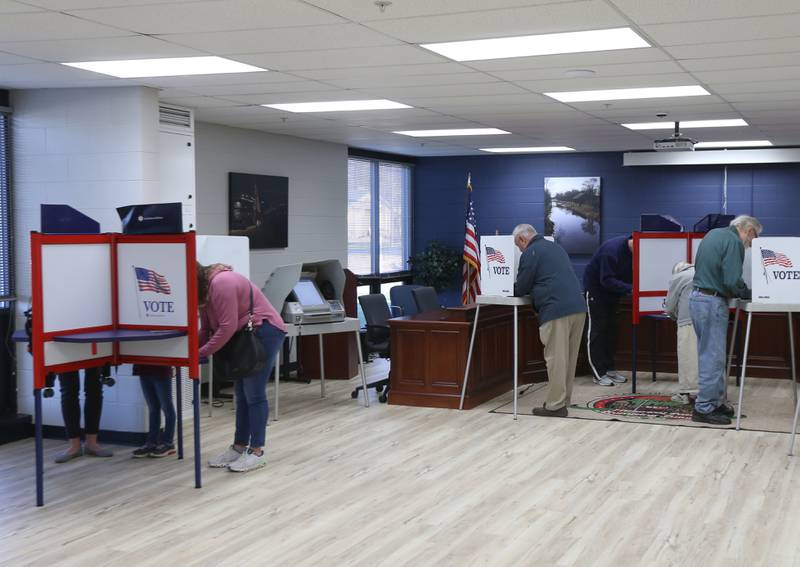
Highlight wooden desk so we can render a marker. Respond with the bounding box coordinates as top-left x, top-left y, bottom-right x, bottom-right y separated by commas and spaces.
387, 305, 547, 409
